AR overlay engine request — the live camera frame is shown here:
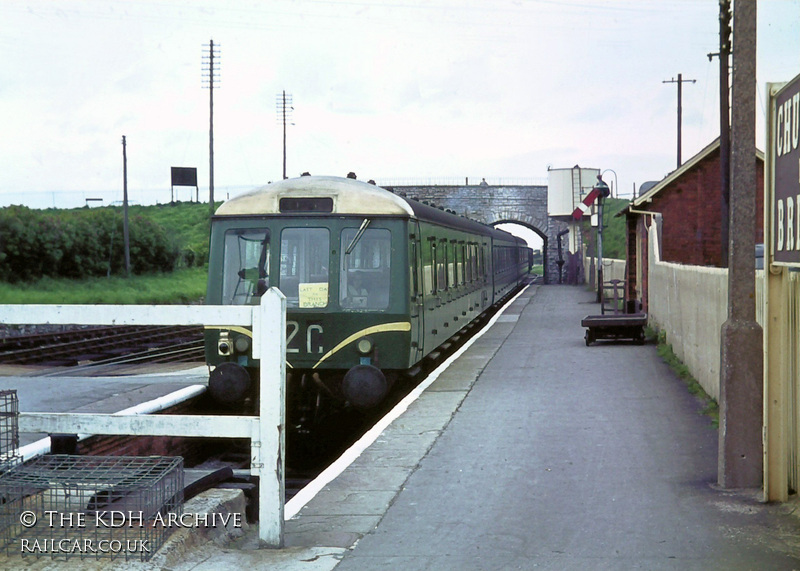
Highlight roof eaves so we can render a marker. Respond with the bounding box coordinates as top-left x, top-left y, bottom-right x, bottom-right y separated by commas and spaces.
632, 137, 721, 207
